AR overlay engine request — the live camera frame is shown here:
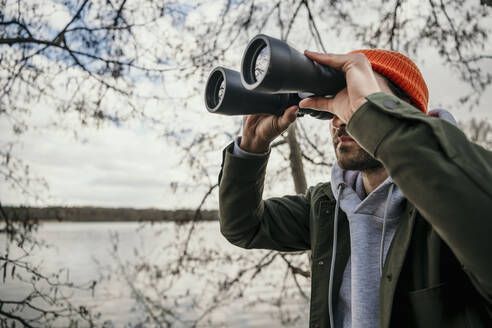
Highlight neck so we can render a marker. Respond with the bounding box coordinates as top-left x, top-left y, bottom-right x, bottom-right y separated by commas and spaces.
361, 166, 389, 194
